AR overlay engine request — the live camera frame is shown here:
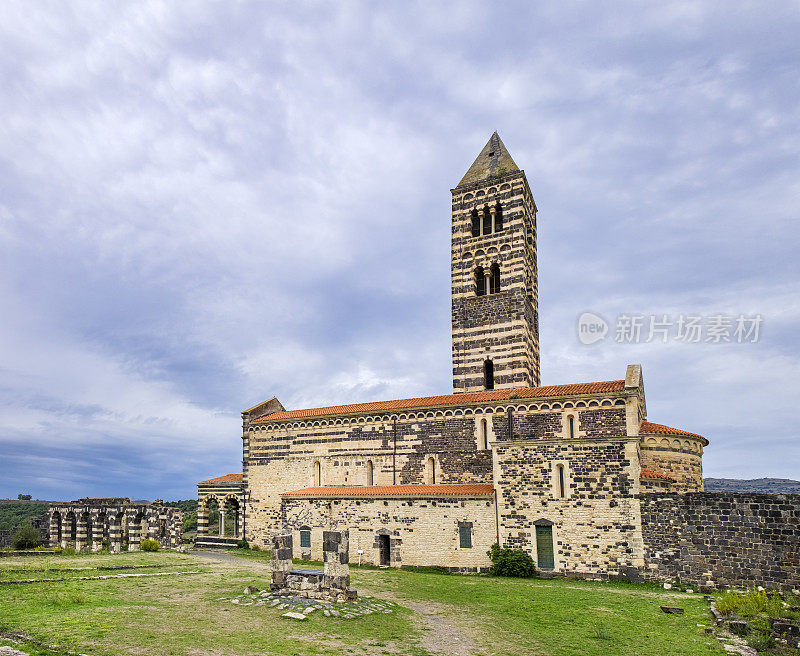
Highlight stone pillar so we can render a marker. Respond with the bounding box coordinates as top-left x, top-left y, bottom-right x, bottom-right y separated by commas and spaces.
92, 514, 104, 552
323, 530, 352, 596
128, 516, 141, 551
270, 531, 293, 590
76, 514, 88, 553
109, 514, 121, 554
49, 512, 61, 548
